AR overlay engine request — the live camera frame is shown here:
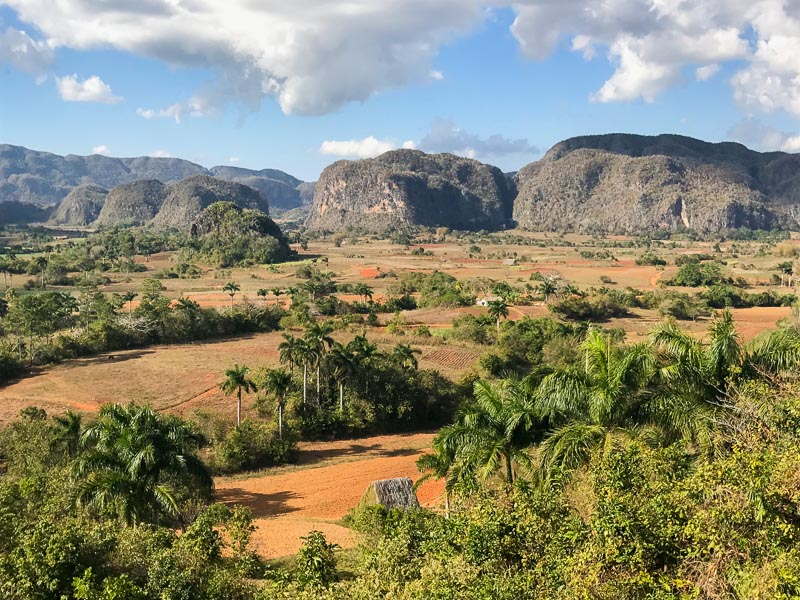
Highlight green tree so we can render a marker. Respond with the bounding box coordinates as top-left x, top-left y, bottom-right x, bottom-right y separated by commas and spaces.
293, 338, 319, 406
391, 342, 421, 370
305, 321, 334, 402
439, 379, 539, 486
260, 368, 292, 439
297, 530, 339, 588
415, 442, 456, 518
328, 343, 357, 412
278, 333, 300, 375
487, 299, 509, 334
75, 403, 211, 525
223, 281, 240, 309
121, 291, 138, 315
220, 364, 257, 427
